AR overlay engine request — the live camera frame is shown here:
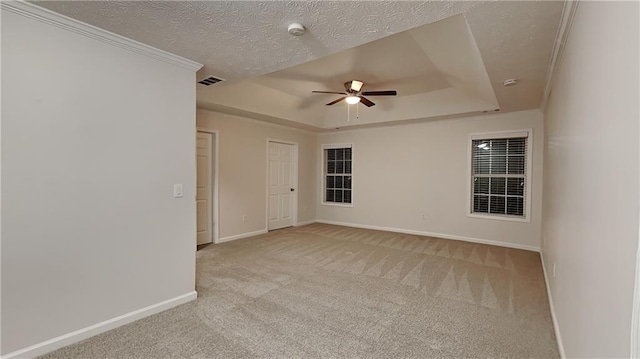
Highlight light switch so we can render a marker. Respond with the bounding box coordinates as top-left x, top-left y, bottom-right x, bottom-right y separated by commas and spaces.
173, 184, 183, 198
